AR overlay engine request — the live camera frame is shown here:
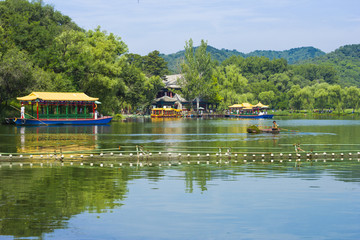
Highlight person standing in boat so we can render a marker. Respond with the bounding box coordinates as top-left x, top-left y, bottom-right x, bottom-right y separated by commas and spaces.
272, 121, 278, 130
20, 104, 25, 119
